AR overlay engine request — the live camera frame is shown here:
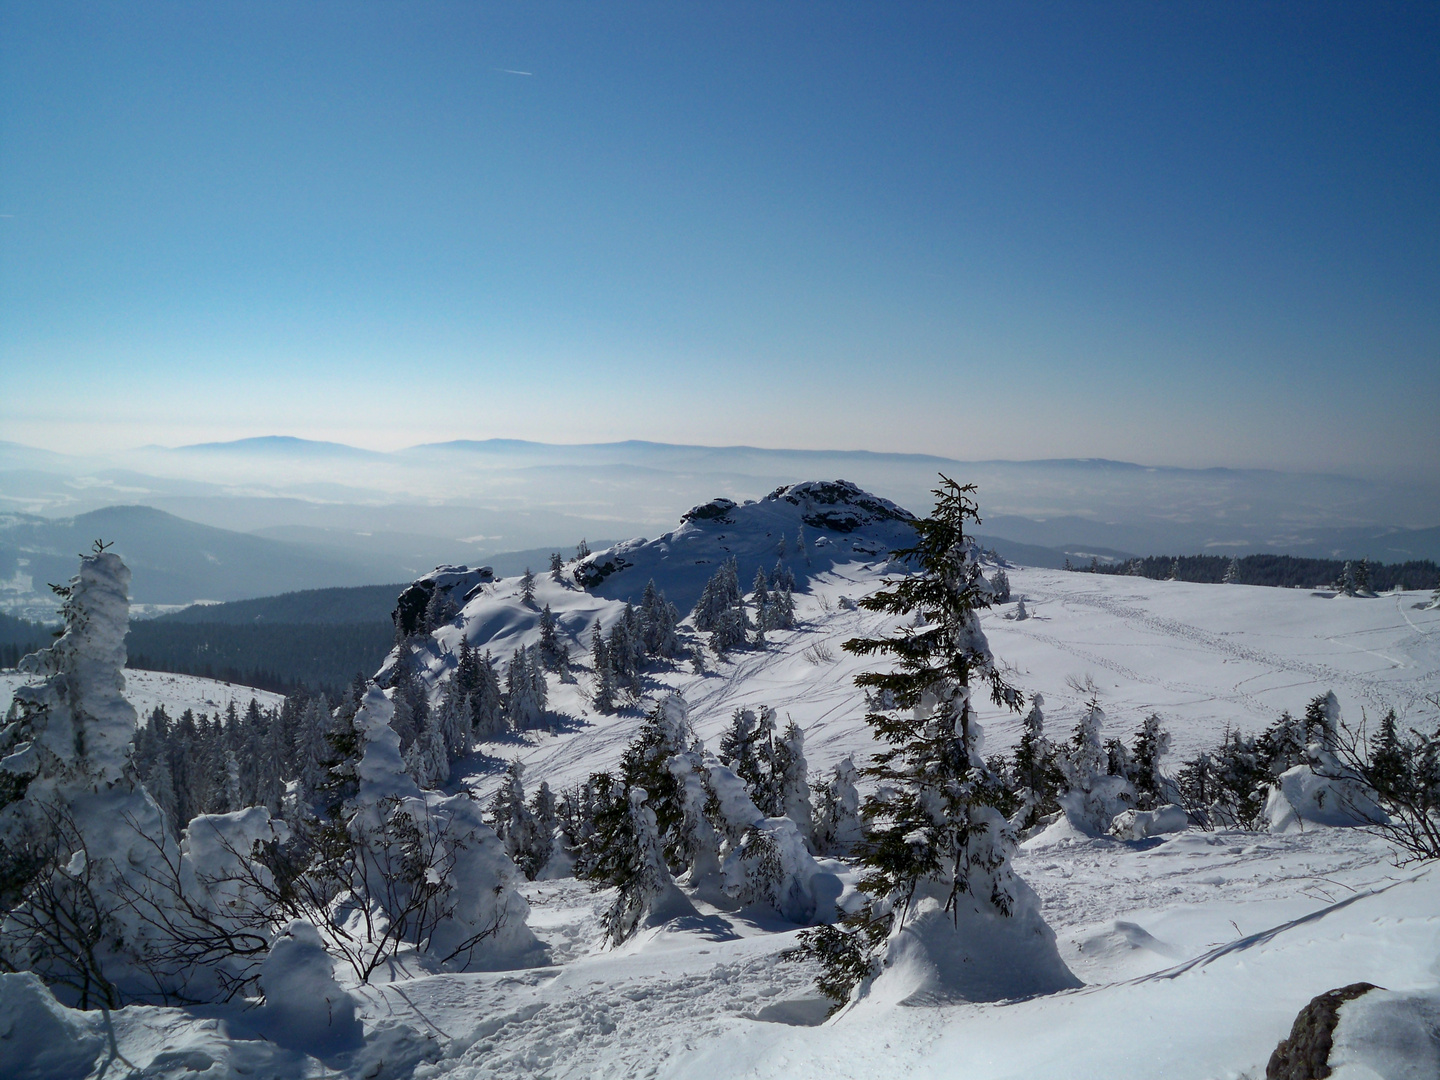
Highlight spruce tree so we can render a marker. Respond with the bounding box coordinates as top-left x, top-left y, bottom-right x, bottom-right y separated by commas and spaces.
1010, 695, 1061, 829
800, 478, 1025, 1000
549, 552, 565, 582
538, 604, 564, 671
1129, 714, 1173, 809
